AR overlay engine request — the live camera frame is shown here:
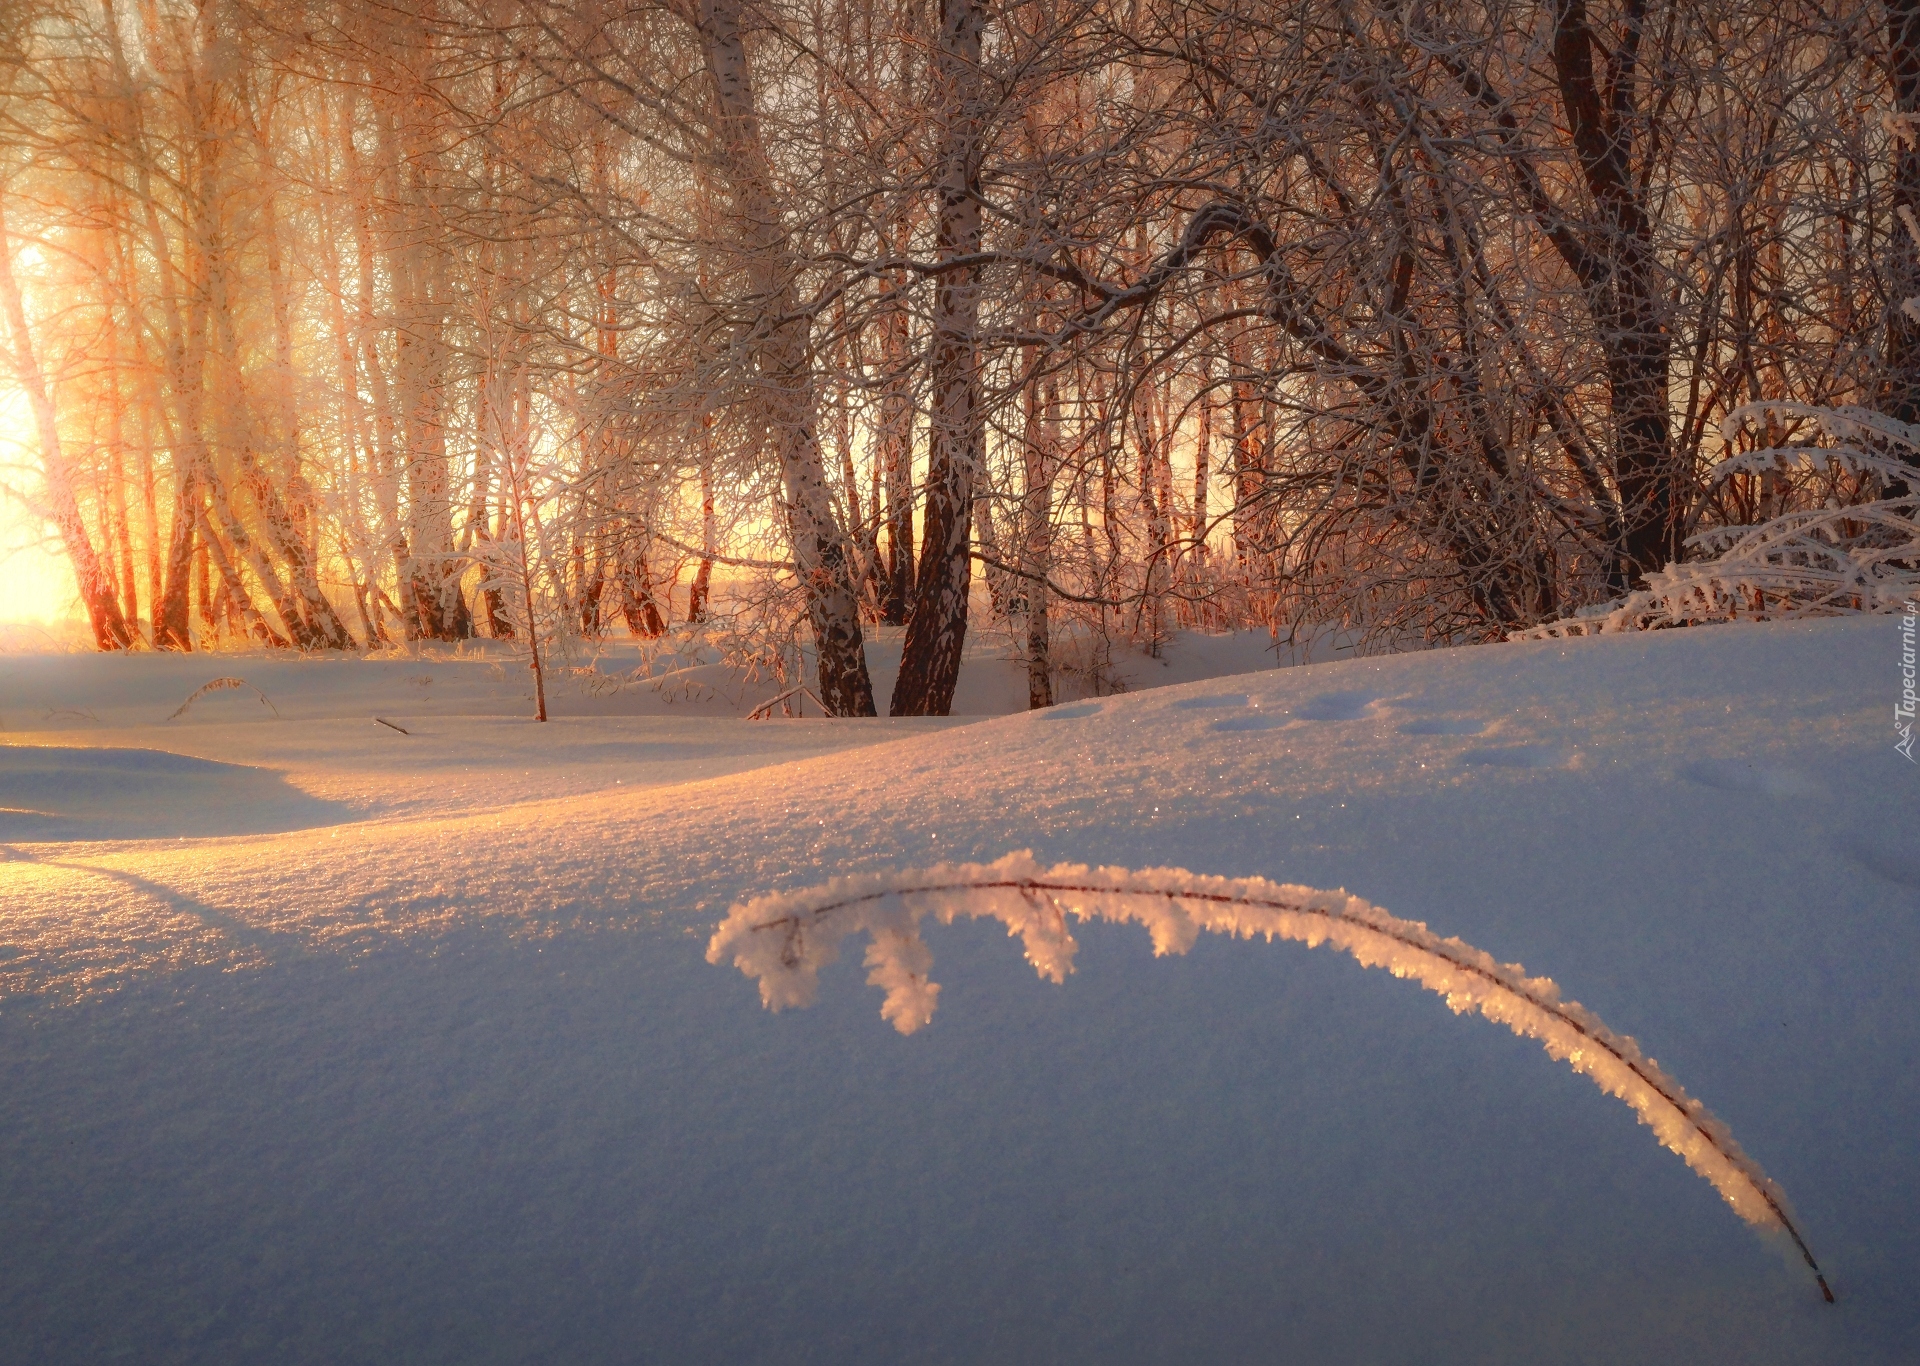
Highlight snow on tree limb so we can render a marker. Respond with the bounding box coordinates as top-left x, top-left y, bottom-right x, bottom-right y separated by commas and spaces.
1518, 401, 1920, 637
710, 851, 1834, 1302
